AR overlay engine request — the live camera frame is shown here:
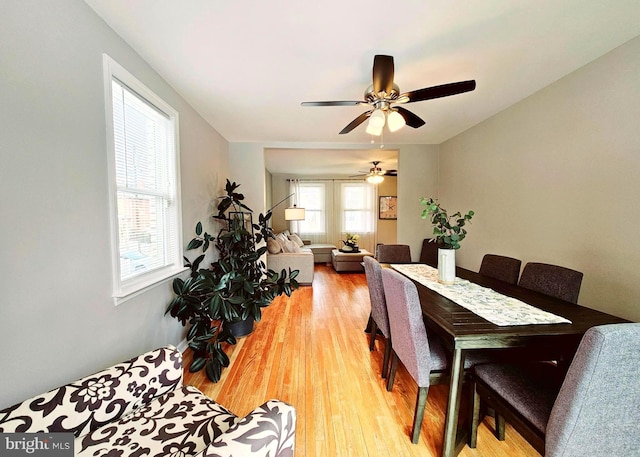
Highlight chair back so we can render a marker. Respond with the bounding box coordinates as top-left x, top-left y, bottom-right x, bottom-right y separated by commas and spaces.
479, 254, 522, 285
419, 238, 442, 267
376, 244, 411, 263
363, 256, 390, 339
518, 262, 583, 303
381, 268, 432, 387
546, 323, 640, 457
